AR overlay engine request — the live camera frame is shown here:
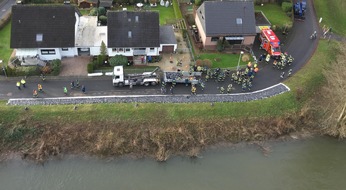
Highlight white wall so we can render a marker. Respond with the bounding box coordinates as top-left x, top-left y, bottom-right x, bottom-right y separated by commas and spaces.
90, 47, 101, 56
16, 48, 38, 57
38, 48, 62, 60
60, 47, 78, 57
107, 48, 134, 57
159, 44, 177, 52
